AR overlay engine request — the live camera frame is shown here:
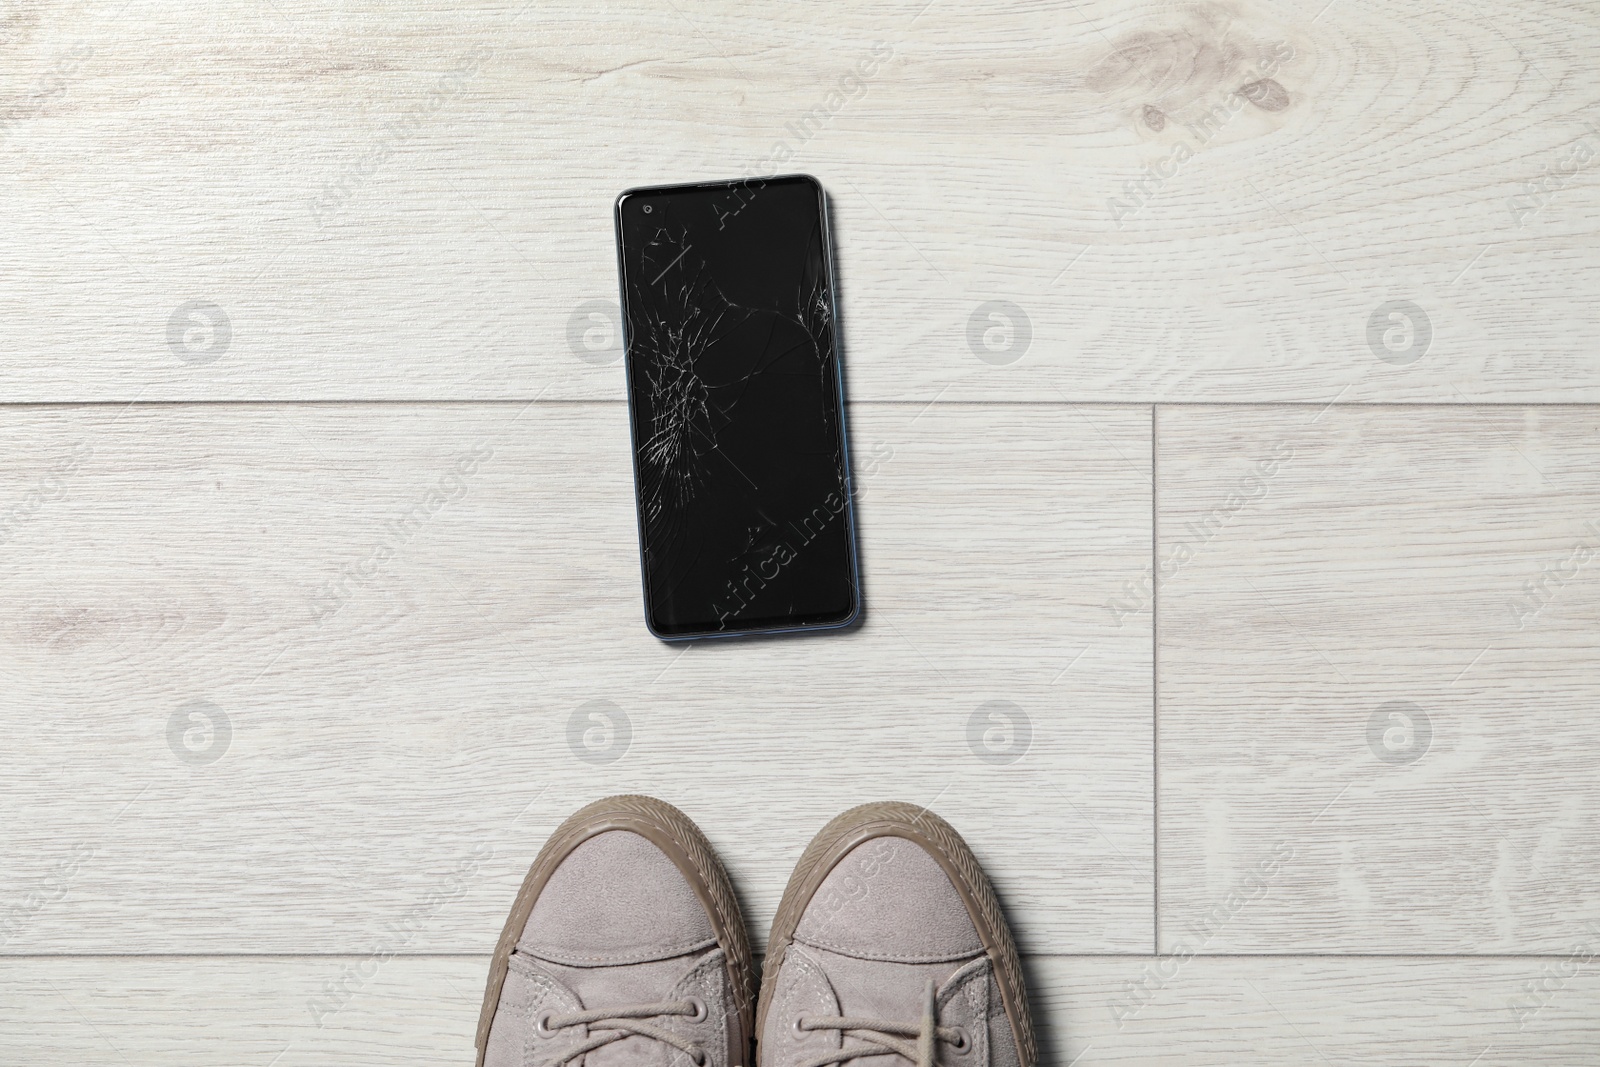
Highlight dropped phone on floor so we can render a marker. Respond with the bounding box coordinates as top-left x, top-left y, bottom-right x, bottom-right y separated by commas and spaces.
613, 174, 861, 640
